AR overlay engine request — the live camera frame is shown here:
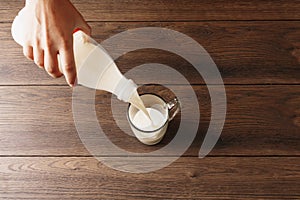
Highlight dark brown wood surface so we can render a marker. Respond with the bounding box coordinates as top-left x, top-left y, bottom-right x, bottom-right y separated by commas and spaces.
0, 0, 299, 199
0, 86, 299, 156
2, 0, 300, 22
1, 22, 300, 85
0, 157, 299, 199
